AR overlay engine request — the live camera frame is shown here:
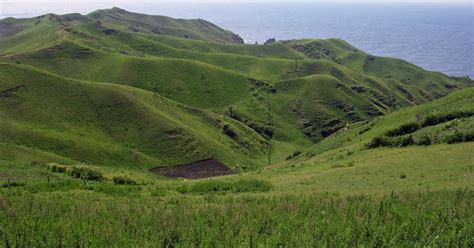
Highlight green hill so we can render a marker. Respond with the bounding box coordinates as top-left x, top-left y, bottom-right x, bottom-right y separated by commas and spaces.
0, 8, 473, 247
264, 87, 474, 193
1, 74, 472, 247
0, 8, 472, 168
0, 63, 267, 169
